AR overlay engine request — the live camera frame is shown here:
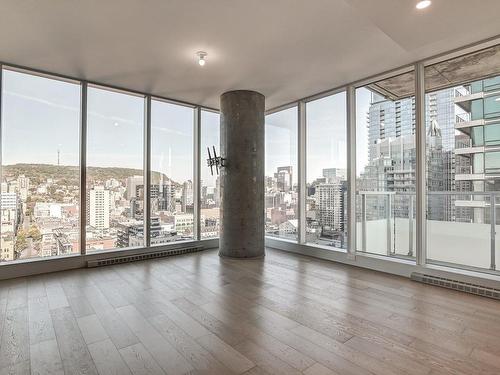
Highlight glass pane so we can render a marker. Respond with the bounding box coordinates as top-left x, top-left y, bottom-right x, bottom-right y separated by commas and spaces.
150, 100, 194, 244
86, 87, 144, 251
484, 94, 500, 119
356, 71, 416, 260
471, 126, 484, 146
200, 110, 220, 239
306, 93, 347, 250
484, 123, 500, 146
484, 76, 500, 91
265, 107, 298, 241
1, 69, 80, 262
425, 59, 500, 271
473, 154, 484, 174
485, 152, 500, 173
471, 100, 484, 120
